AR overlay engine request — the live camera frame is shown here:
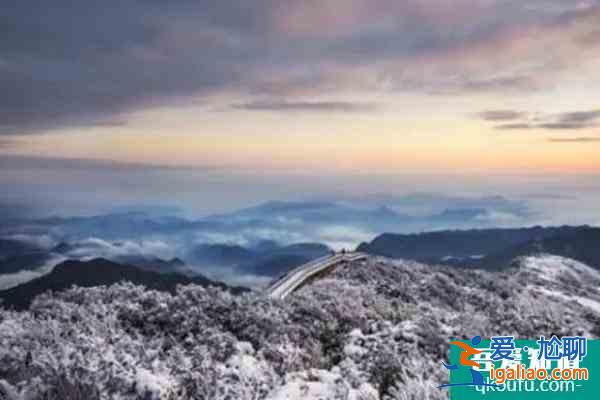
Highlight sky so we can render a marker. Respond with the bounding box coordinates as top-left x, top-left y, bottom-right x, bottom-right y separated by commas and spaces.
1, 1, 600, 216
